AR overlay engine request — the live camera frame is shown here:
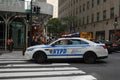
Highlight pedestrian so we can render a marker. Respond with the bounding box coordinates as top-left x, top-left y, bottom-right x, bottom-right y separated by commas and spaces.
7, 37, 14, 52
38, 34, 45, 45
31, 36, 39, 46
